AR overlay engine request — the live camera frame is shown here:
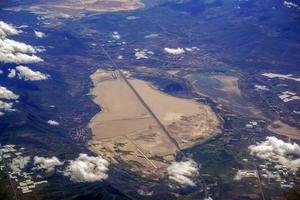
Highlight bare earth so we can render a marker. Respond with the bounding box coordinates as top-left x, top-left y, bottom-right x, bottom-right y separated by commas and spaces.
88, 70, 220, 176
129, 79, 220, 149
23, 0, 144, 20
268, 120, 300, 140
48, 0, 144, 13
